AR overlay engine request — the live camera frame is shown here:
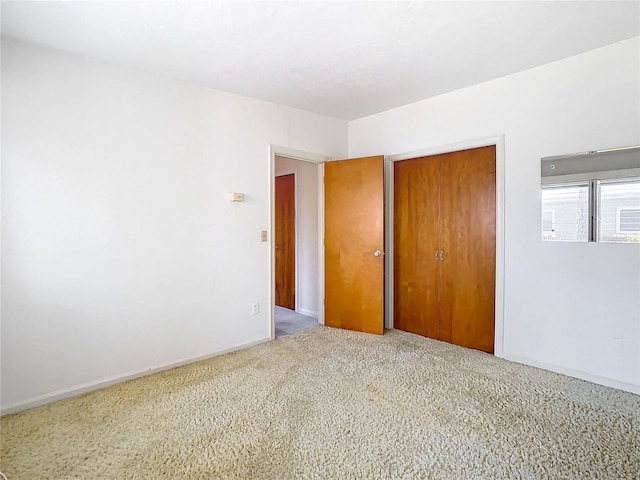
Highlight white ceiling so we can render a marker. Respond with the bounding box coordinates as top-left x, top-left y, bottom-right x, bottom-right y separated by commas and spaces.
2, 1, 639, 120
